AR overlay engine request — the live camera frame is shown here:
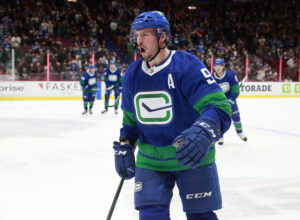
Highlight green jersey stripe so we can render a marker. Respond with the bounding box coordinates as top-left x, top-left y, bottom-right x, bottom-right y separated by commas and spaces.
136, 140, 216, 171
193, 91, 232, 116
122, 108, 137, 126
231, 84, 240, 93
